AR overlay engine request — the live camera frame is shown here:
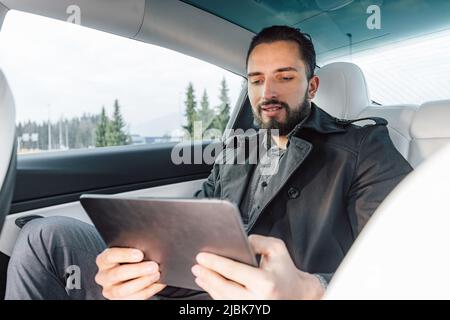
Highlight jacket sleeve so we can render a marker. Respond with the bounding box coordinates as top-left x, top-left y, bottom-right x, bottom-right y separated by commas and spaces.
322, 125, 413, 287
193, 162, 220, 198
347, 124, 413, 236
